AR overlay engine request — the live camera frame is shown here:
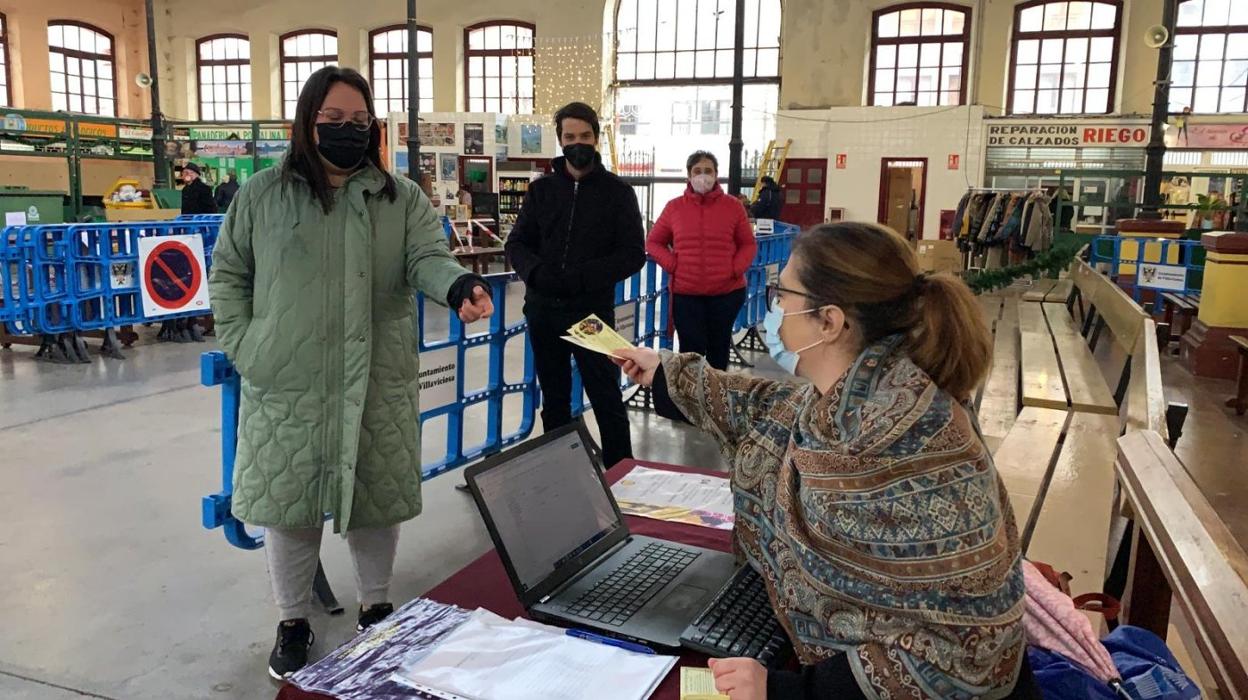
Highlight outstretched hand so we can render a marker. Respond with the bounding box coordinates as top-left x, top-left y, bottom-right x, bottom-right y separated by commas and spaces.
458, 285, 494, 323
611, 347, 661, 387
